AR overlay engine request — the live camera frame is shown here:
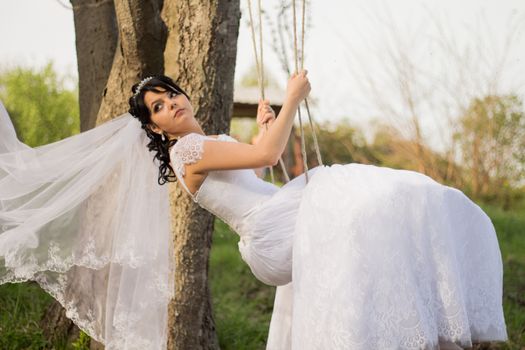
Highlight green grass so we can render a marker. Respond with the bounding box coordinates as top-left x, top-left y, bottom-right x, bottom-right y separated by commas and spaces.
481, 204, 525, 349
210, 220, 275, 349
0, 282, 53, 349
0, 206, 523, 349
